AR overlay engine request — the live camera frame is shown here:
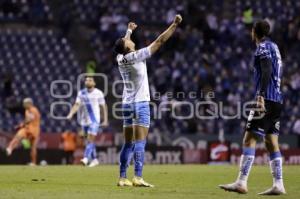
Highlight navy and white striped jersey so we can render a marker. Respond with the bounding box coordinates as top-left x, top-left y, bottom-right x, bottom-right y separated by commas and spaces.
253, 38, 283, 103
